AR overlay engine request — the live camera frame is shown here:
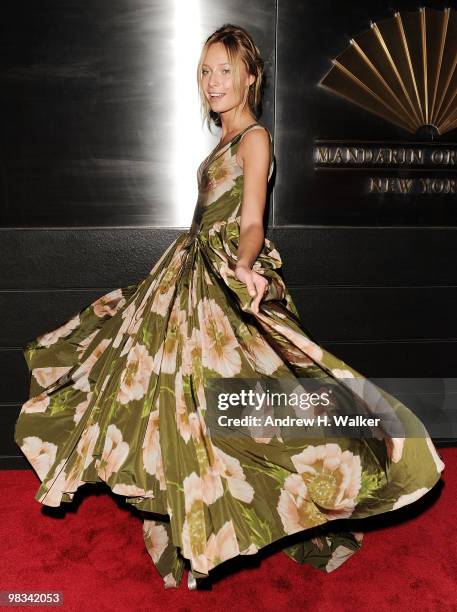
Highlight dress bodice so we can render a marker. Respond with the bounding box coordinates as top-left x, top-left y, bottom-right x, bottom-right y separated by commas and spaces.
188, 123, 274, 238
